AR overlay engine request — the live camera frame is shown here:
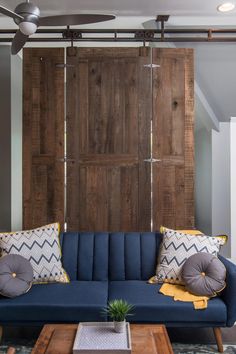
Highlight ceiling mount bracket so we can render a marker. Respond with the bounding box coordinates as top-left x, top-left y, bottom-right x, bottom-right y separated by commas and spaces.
62, 28, 82, 41
156, 15, 170, 41
208, 29, 213, 41
134, 30, 155, 41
